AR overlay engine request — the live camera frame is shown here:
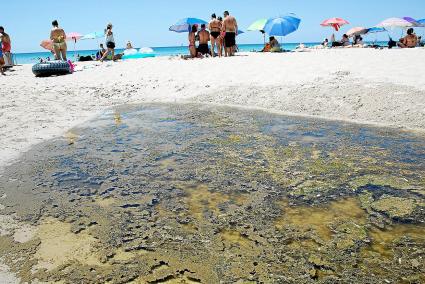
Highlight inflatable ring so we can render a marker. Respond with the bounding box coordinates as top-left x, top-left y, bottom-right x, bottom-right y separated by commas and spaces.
32, 61, 71, 77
